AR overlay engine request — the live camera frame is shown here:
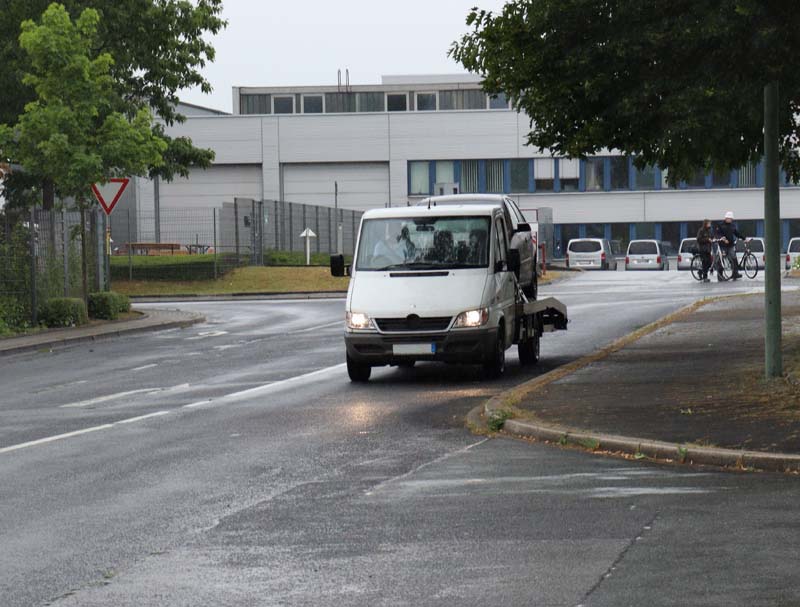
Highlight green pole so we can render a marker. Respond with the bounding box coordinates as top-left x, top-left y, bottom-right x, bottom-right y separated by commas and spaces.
764, 80, 782, 378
